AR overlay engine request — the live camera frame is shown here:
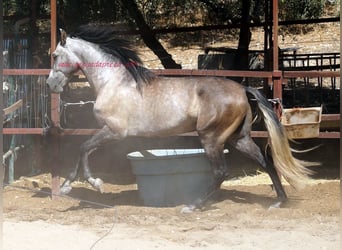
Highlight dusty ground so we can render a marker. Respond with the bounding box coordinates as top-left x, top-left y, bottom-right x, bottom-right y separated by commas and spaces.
3, 171, 340, 250
3, 22, 341, 250
3, 136, 340, 249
